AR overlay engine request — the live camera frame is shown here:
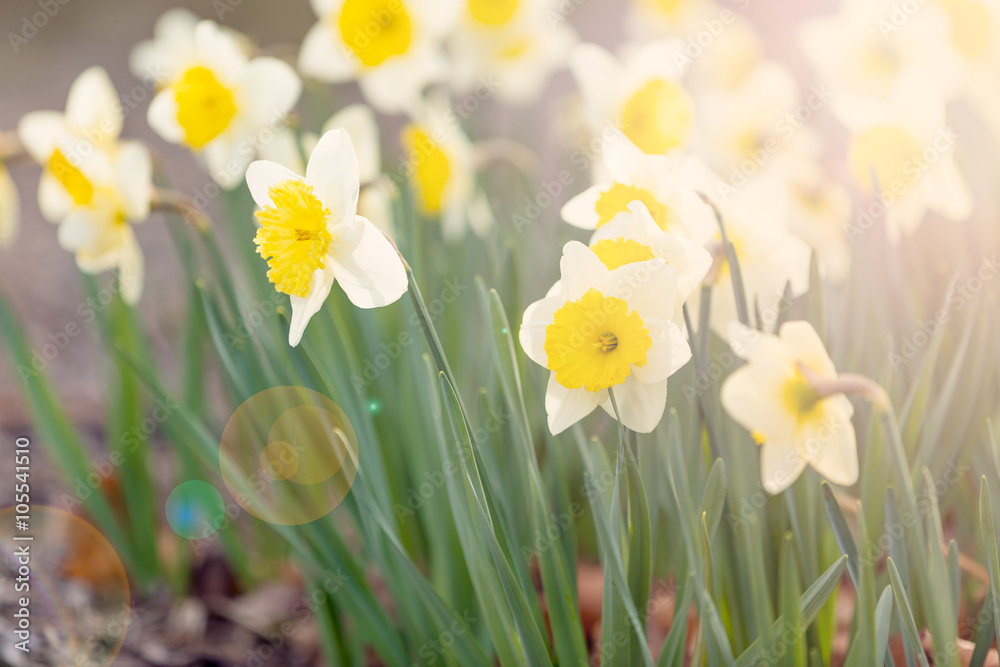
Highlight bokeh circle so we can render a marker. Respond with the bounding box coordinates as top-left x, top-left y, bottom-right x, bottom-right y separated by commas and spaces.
165, 481, 227, 539
219, 386, 359, 525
